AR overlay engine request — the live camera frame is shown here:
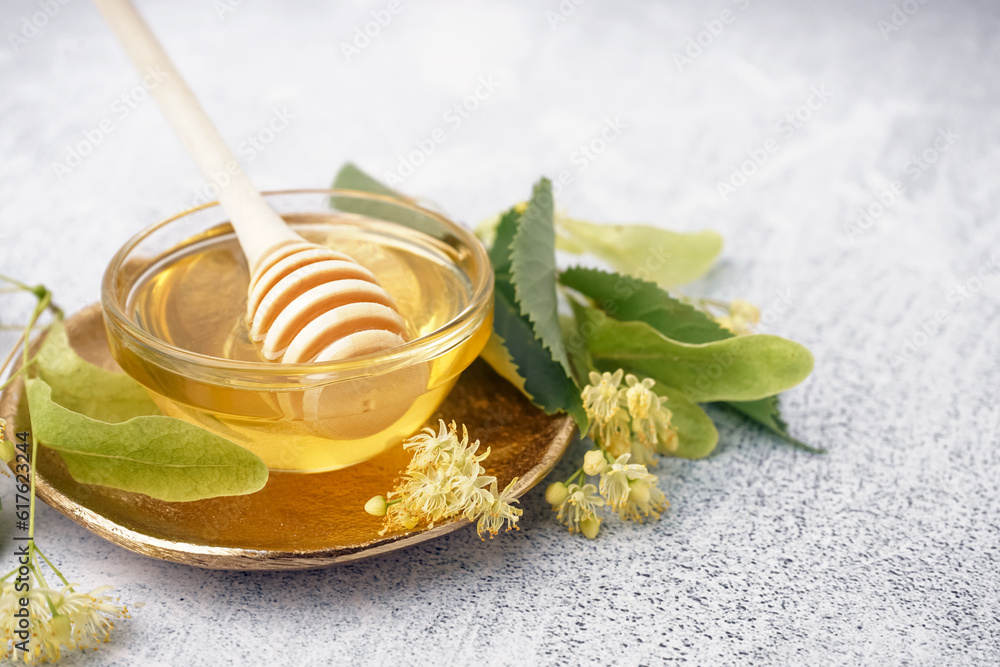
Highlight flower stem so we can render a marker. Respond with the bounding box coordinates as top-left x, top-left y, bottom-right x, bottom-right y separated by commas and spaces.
34, 545, 71, 589
0, 284, 53, 392
0, 274, 32, 292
